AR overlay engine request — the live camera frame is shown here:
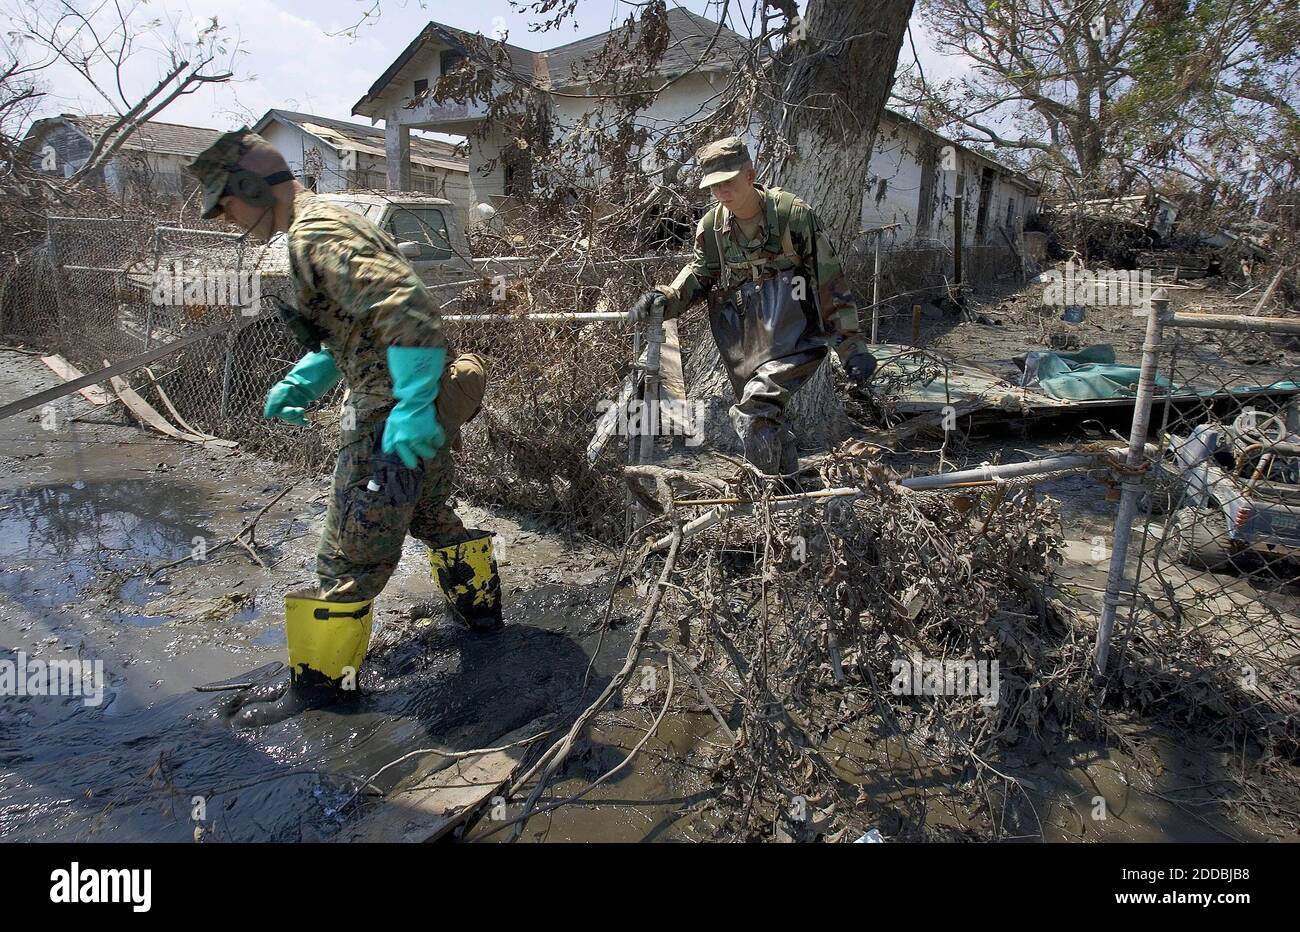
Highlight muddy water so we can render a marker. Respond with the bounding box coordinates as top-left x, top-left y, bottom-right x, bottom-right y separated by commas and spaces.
0, 468, 632, 840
